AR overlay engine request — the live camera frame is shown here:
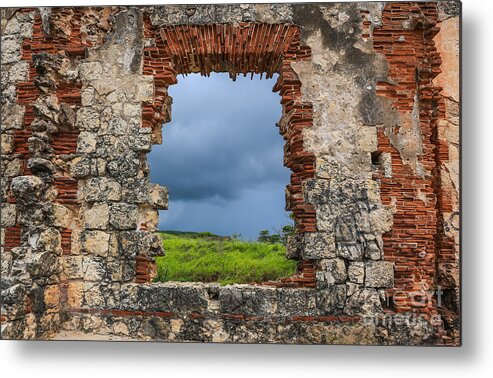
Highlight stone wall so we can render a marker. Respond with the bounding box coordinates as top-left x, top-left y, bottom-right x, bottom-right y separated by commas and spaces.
1, 2, 460, 345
